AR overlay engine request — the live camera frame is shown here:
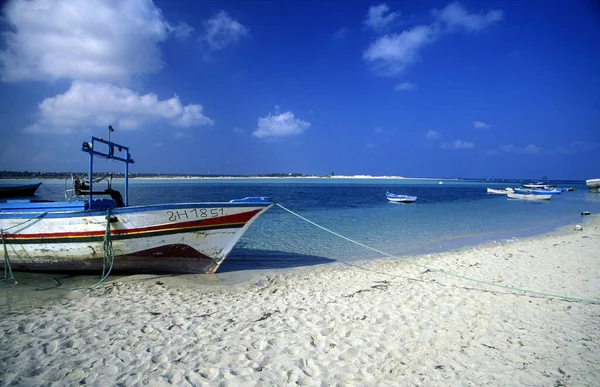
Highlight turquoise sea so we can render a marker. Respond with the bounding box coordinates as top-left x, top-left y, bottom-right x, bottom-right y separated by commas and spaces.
10, 177, 600, 274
